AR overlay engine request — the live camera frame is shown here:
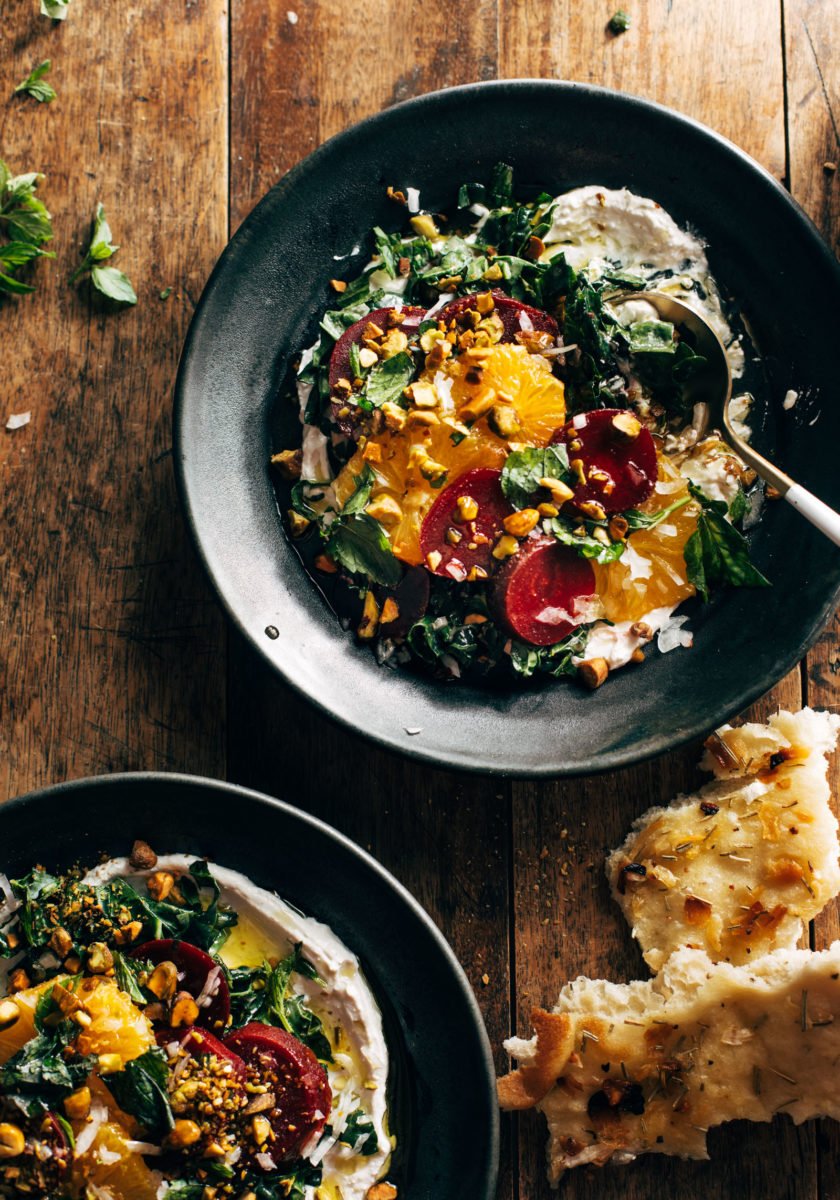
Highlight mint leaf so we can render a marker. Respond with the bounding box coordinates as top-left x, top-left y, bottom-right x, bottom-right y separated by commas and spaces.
501, 445, 571, 509
341, 464, 375, 515
363, 351, 414, 408
684, 483, 770, 602
71, 204, 137, 304
40, 0, 71, 19
14, 60, 56, 103
107, 1048, 174, 1137
327, 514, 401, 586
91, 265, 138, 304
546, 515, 625, 564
